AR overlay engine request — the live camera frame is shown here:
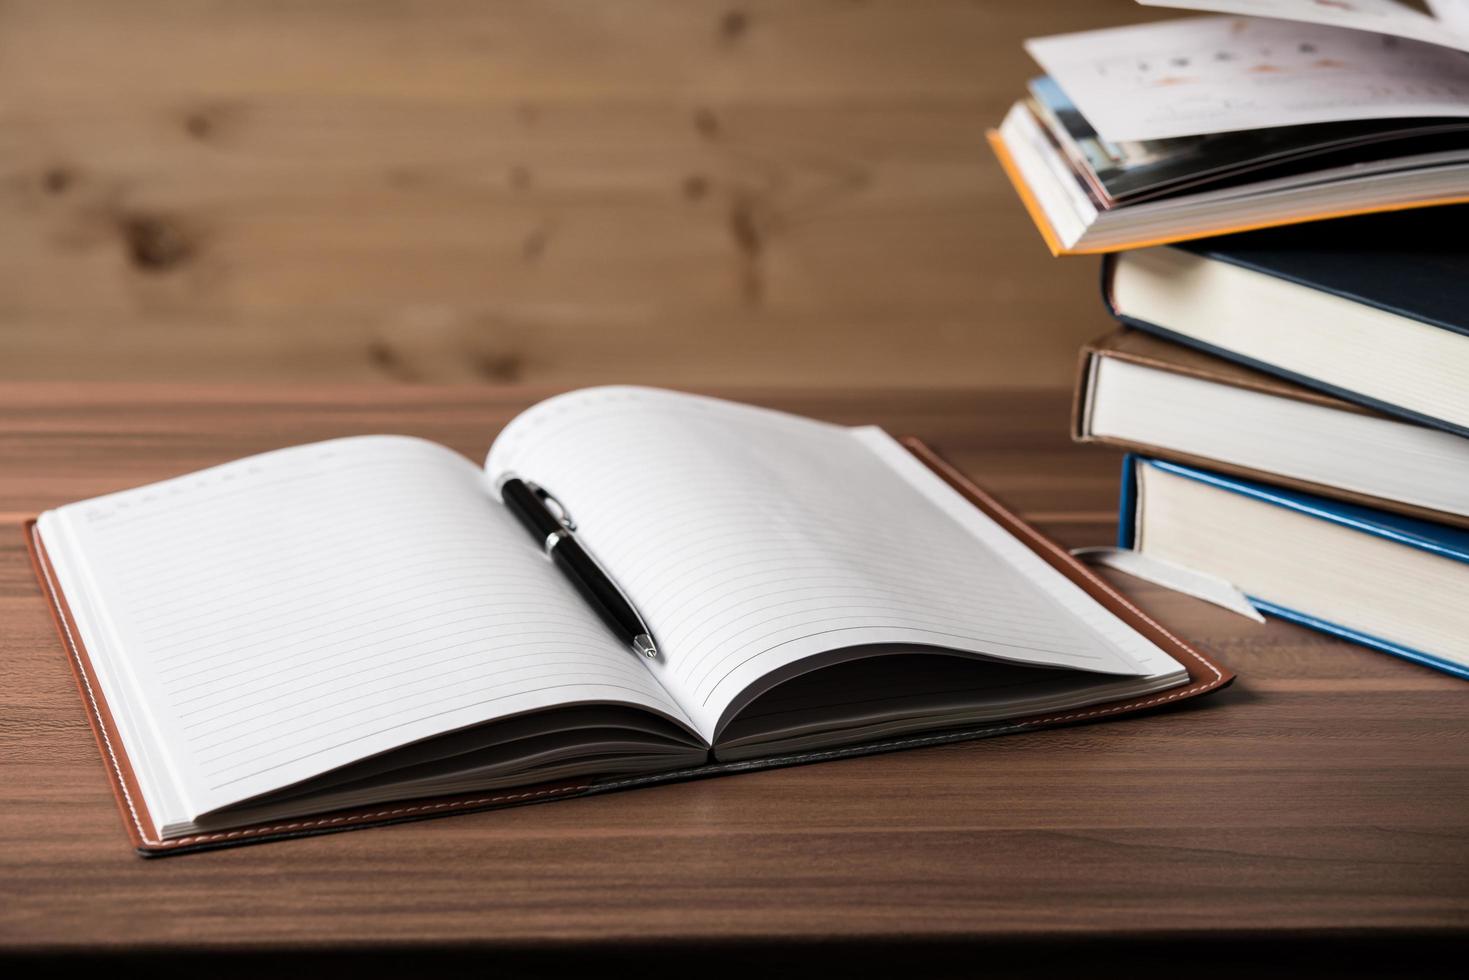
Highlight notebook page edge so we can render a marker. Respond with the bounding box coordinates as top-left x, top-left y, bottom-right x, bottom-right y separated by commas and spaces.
851, 426, 1186, 681
34, 511, 184, 841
